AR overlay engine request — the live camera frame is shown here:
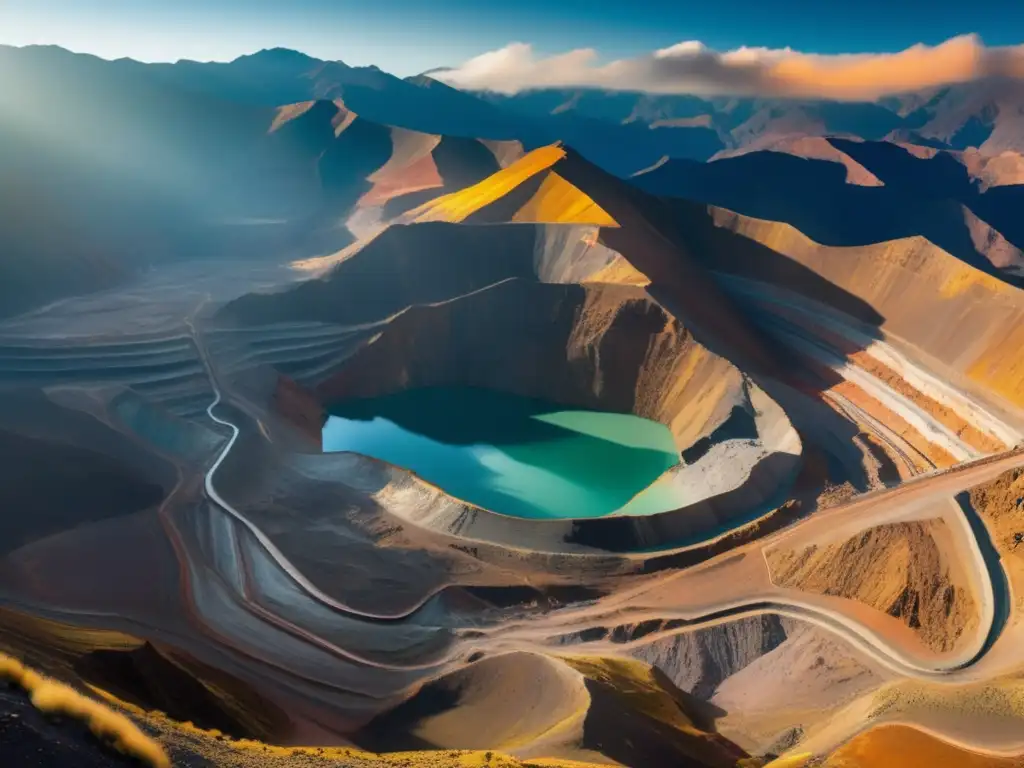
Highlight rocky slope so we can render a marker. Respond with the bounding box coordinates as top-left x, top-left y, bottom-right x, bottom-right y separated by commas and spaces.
692, 204, 1024, 415
656, 199, 1024, 479
765, 521, 981, 653
314, 279, 745, 452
